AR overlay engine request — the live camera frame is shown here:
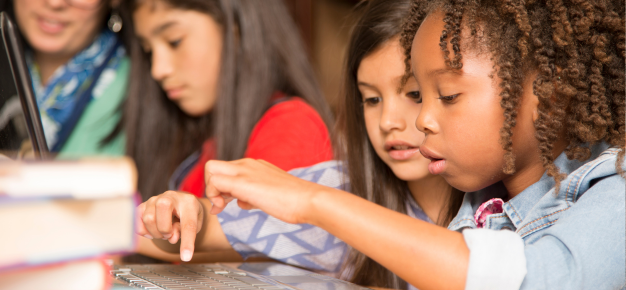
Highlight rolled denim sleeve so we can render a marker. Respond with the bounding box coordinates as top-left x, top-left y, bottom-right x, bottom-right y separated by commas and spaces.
464, 174, 625, 290
463, 229, 527, 290
520, 175, 625, 290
